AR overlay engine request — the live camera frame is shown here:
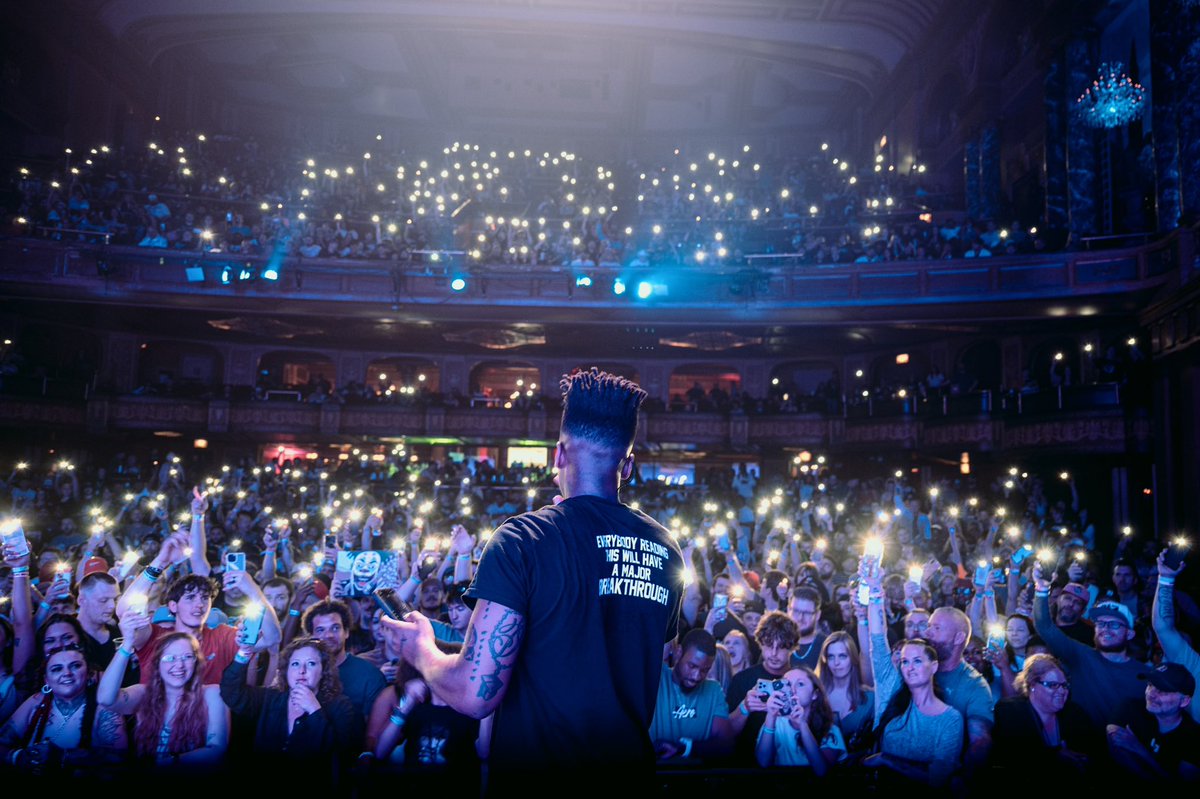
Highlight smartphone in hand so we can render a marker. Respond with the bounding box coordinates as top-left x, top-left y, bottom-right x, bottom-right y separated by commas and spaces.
373, 587, 415, 620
